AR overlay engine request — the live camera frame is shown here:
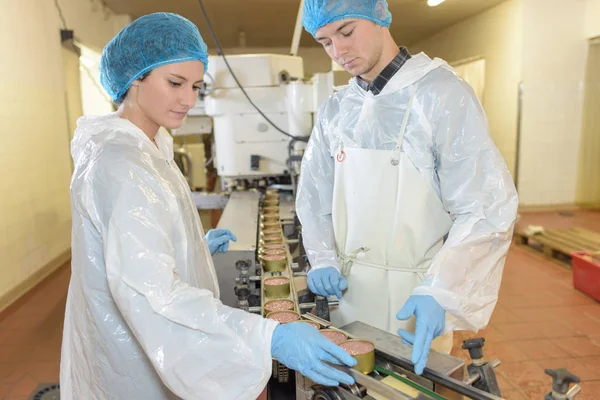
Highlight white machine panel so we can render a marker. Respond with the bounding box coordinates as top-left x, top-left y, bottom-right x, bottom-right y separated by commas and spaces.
205, 84, 315, 115
172, 115, 212, 136
203, 54, 328, 179
213, 112, 312, 177
207, 54, 304, 89
215, 141, 289, 177
214, 113, 312, 143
